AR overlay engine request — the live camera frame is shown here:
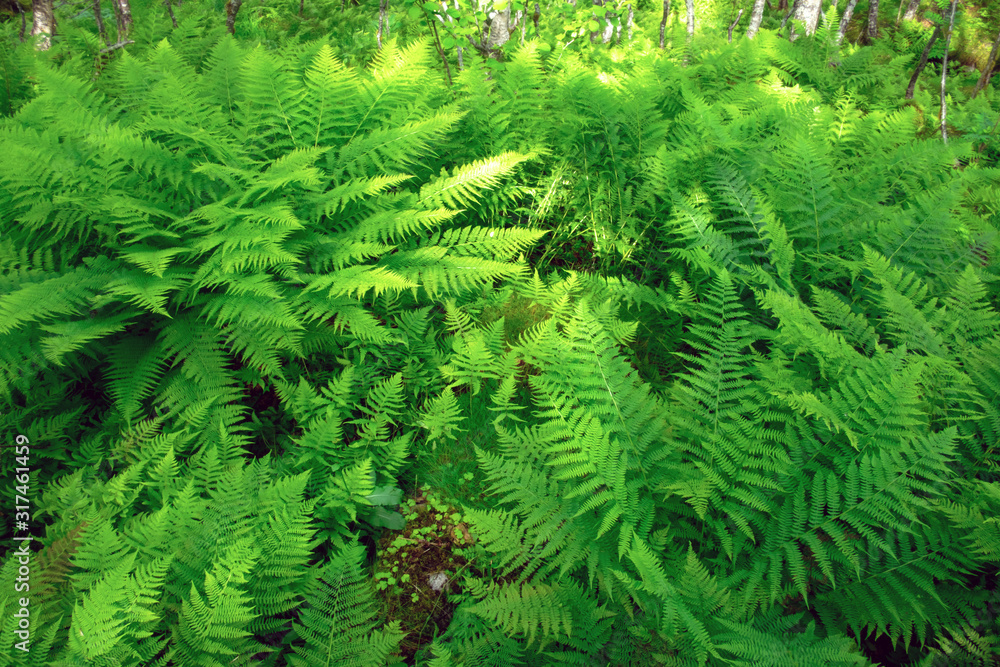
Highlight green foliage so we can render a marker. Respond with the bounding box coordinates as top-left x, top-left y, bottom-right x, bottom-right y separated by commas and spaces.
290, 540, 404, 667
2, 4, 1000, 666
